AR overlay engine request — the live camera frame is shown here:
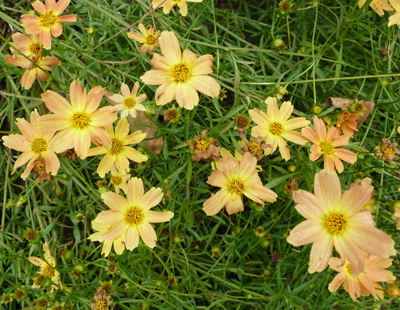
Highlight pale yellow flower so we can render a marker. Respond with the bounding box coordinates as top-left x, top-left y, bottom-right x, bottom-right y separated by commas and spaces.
358, 0, 393, 16
127, 24, 160, 54
152, 0, 203, 16
106, 83, 146, 118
